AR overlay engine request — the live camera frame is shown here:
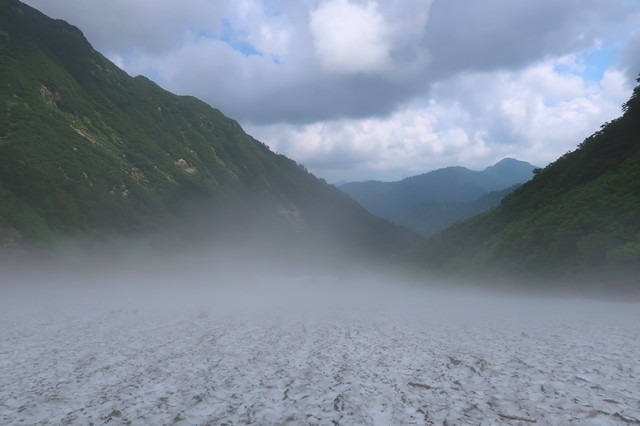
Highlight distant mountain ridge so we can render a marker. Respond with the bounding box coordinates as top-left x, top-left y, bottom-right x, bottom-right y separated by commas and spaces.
338, 158, 536, 235
0, 0, 416, 262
